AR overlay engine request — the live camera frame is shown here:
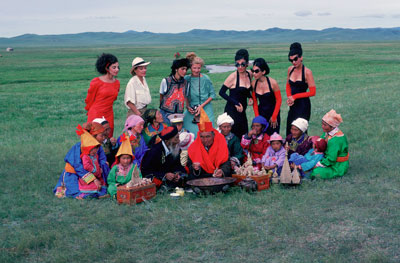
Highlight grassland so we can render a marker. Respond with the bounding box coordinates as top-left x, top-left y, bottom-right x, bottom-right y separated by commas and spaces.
0, 42, 399, 262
